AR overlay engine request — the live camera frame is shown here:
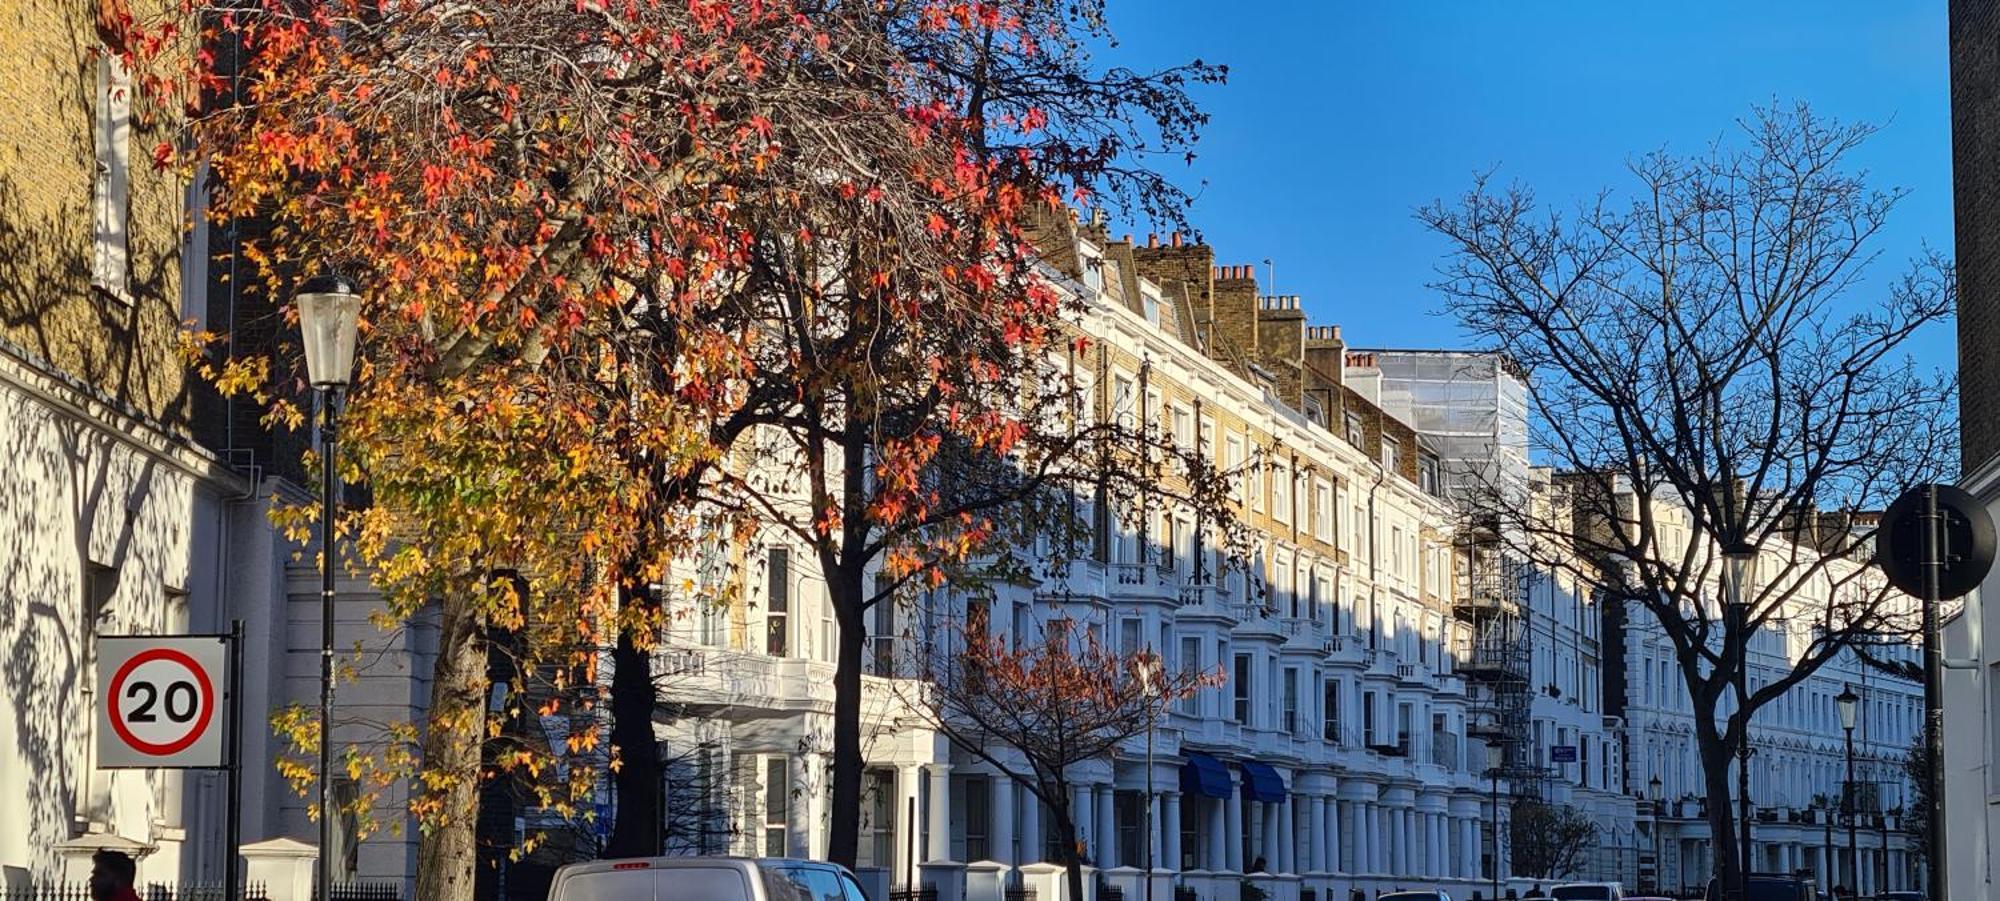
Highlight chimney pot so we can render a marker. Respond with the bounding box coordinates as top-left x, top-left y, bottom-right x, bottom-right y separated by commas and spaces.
1171, 232, 1183, 247
1148, 233, 1159, 247
1123, 234, 1133, 245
